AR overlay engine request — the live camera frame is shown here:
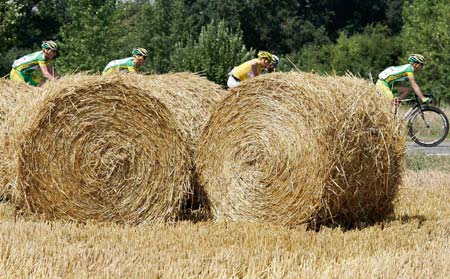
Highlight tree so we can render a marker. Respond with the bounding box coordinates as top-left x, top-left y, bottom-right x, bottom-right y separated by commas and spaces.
170, 20, 252, 86
283, 24, 402, 78
401, 0, 450, 103
0, 0, 65, 76
56, 0, 129, 73
136, 0, 192, 73
331, 24, 402, 77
